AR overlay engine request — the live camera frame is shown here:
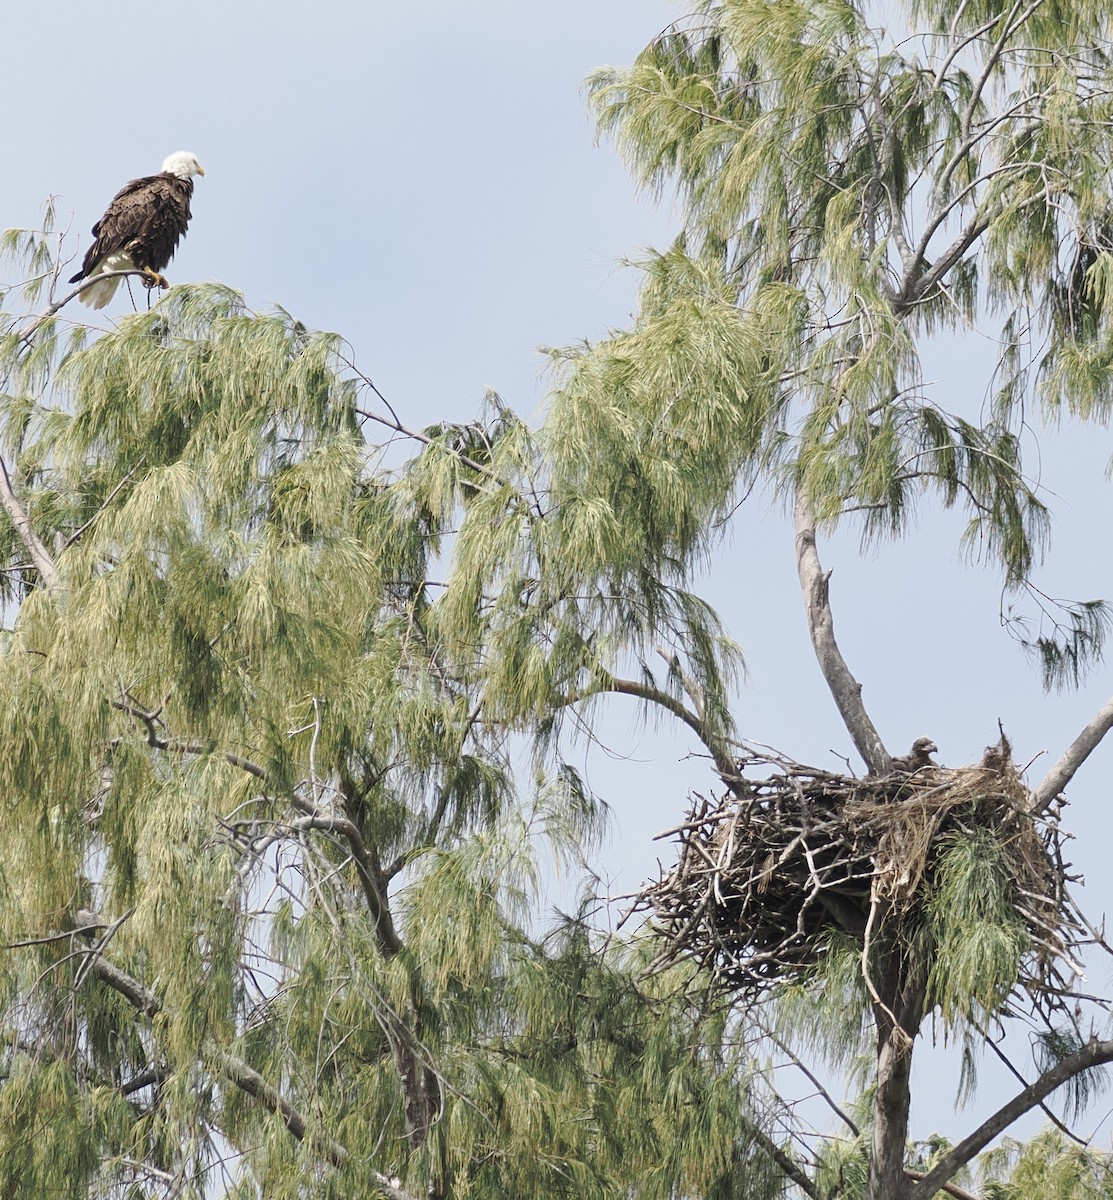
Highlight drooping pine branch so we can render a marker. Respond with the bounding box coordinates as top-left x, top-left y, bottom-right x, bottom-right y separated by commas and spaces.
589, 670, 740, 785
81, 936, 421, 1200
